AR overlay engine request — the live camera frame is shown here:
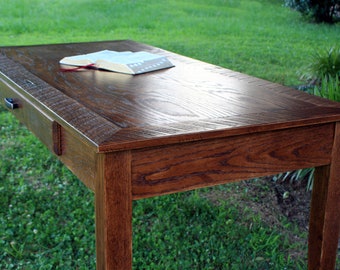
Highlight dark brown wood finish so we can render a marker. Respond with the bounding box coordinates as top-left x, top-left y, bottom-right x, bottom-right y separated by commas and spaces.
131, 123, 335, 199
95, 151, 132, 269
309, 122, 340, 270
2, 40, 340, 151
1, 40, 339, 269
